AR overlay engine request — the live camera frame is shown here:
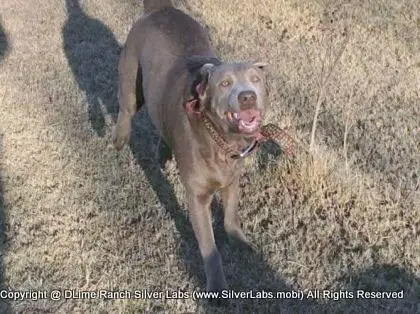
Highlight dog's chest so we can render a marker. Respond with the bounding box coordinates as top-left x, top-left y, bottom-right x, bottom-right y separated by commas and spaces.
202, 154, 243, 188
